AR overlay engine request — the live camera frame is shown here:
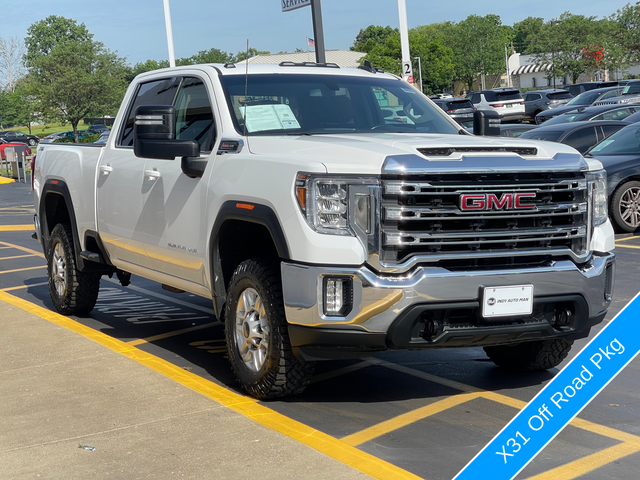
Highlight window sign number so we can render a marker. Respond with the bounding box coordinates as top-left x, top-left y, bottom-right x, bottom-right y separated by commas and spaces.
402, 62, 413, 84
403, 62, 411, 75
